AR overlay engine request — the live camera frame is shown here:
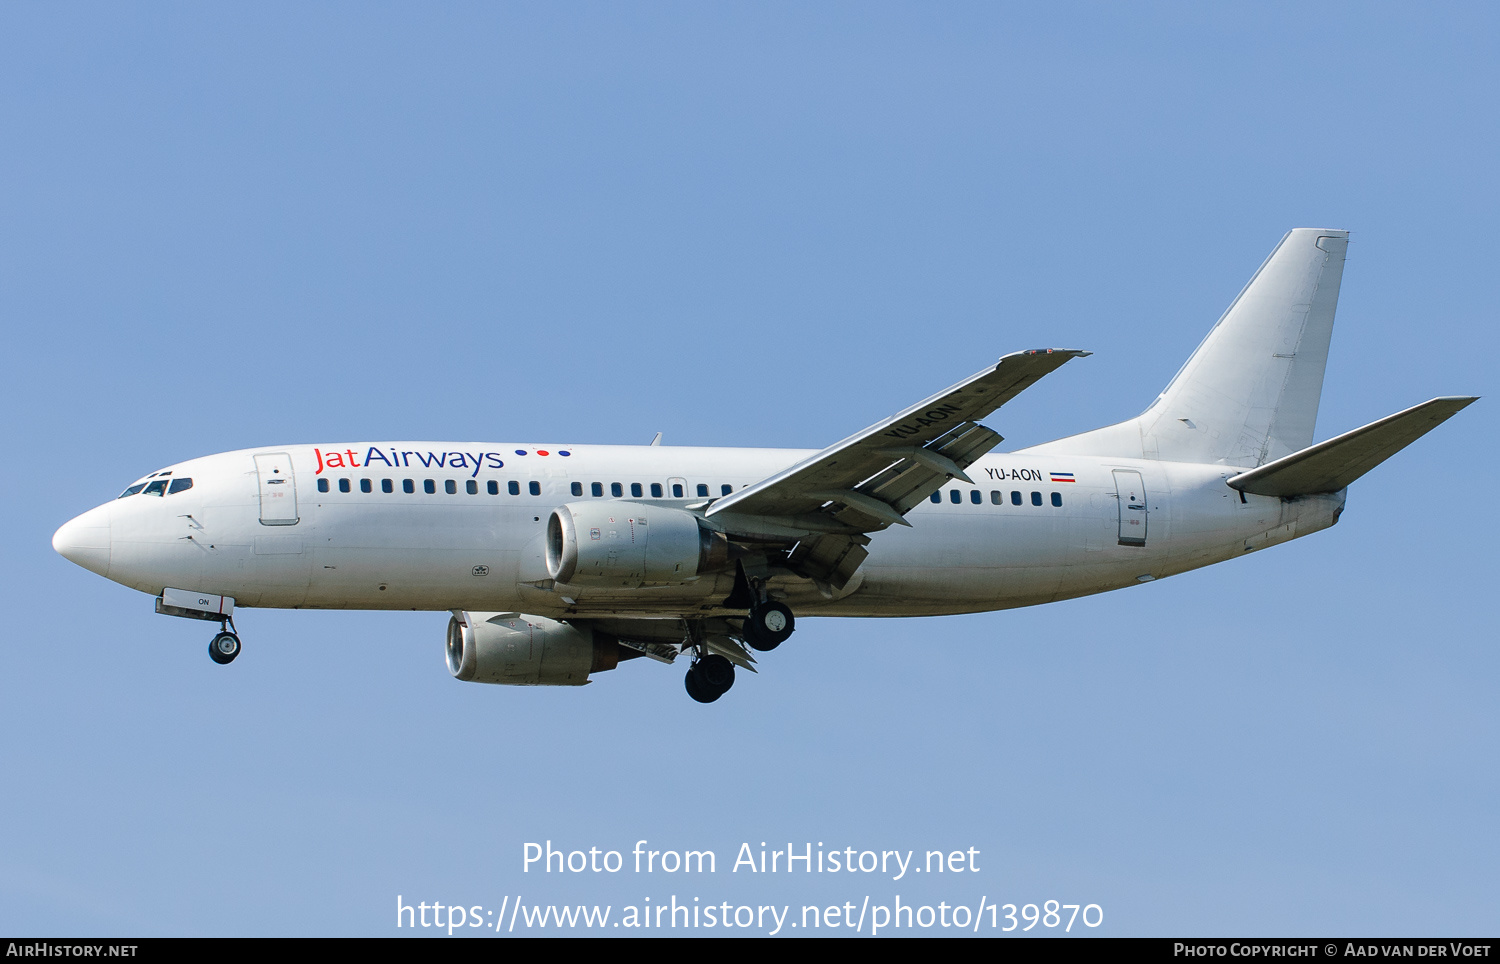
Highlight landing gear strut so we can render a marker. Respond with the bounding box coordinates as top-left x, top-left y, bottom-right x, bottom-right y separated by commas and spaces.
685, 654, 735, 703
208, 616, 241, 665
